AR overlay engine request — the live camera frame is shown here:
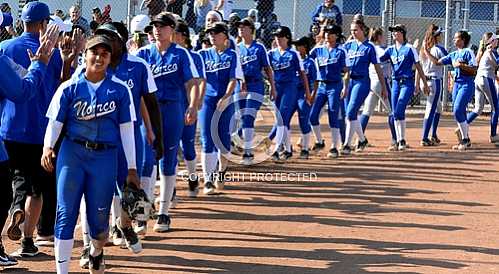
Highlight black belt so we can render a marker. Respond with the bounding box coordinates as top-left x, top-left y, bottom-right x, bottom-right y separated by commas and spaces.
393, 77, 414, 84
320, 80, 342, 84
426, 76, 441, 80
68, 137, 115, 151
